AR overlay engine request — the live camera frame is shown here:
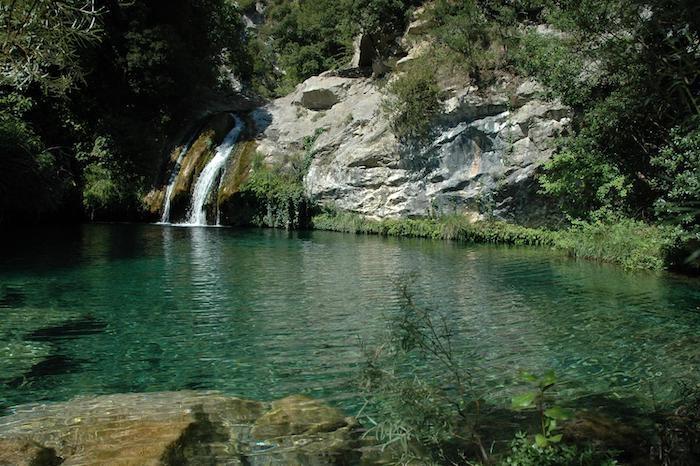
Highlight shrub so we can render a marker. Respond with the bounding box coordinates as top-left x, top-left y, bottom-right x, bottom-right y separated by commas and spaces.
554, 216, 679, 271
651, 117, 700, 235
384, 63, 445, 144
233, 154, 312, 229
359, 281, 488, 464
502, 432, 617, 466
